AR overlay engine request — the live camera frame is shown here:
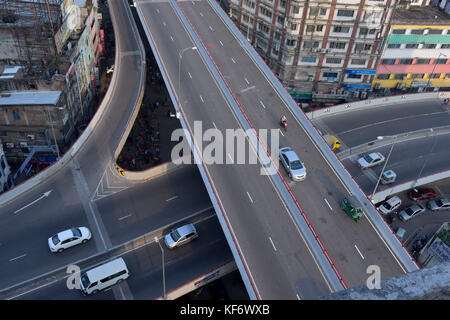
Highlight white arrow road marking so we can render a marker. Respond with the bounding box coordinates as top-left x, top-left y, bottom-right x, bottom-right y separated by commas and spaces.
14, 191, 52, 214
